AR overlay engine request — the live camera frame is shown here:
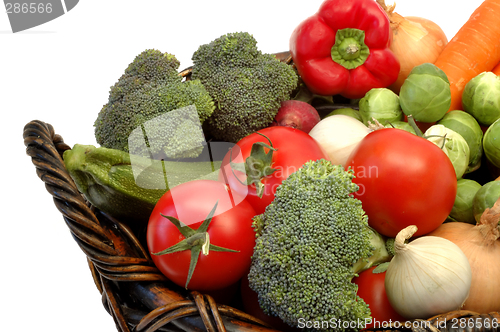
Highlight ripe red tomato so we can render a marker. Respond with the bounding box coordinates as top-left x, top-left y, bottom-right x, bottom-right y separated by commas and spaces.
345, 128, 456, 237
219, 126, 329, 214
354, 266, 406, 329
147, 180, 256, 292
